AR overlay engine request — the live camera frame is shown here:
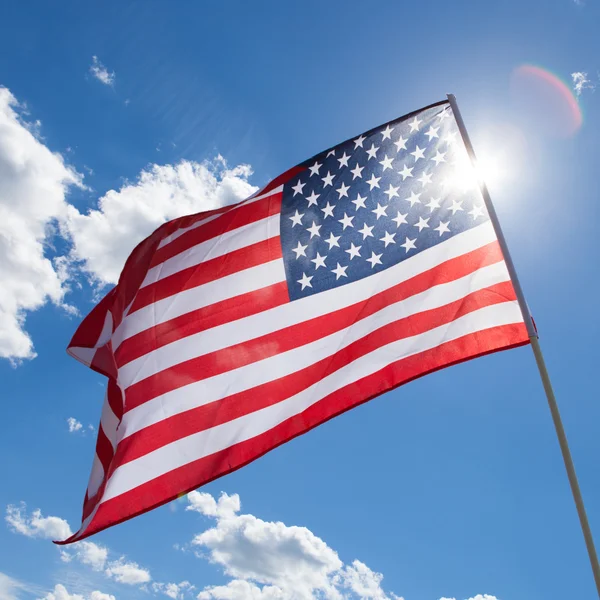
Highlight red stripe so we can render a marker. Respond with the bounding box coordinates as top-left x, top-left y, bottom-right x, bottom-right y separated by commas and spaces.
116, 281, 517, 463
252, 165, 305, 197
160, 203, 239, 237
68, 288, 116, 350
149, 193, 282, 269
123, 242, 504, 410
56, 323, 529, 544
129, 238, 281, 315
115, 281, 289, 367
